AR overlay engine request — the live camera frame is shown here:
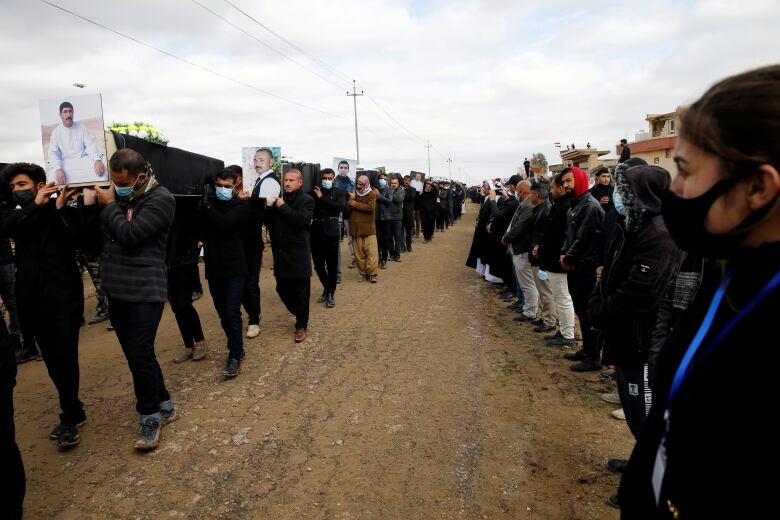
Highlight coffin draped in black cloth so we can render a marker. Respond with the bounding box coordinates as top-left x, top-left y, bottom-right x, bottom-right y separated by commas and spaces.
112, 132, 224, 195
282, 162, 321, 194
